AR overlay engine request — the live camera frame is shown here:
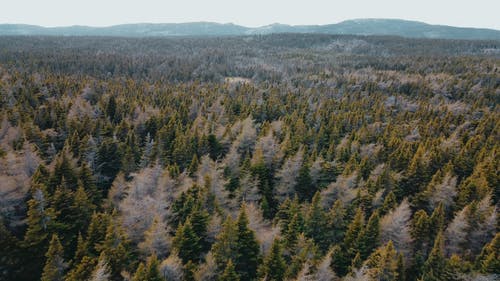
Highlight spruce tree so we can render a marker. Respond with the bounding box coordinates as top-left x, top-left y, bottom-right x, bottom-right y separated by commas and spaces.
358, 210, 380, 259
365, 241, 399, 281
132, 255, 163, 281
235, 205, 260, 280
327, 200, 346, 245
98, 223, 135, 280
65, 255, 97, 281
475, 233, 499, 274
212, 216, 238, 270
219, 260, 240, 281
295, 163, 314, 201
260, 239, 286, 281
41, 234, 67, 281
420, 232, 451, 281
173, 218, 202, 264
304, 192, 329, 250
